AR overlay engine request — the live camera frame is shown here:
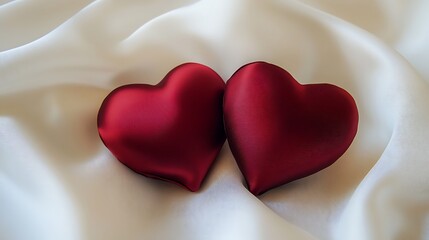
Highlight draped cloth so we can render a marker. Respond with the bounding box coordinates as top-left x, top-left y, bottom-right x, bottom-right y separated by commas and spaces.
1, 0, 428, 239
